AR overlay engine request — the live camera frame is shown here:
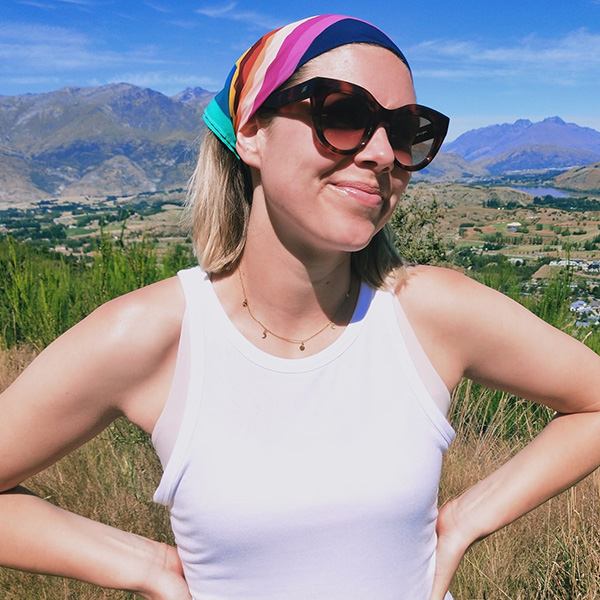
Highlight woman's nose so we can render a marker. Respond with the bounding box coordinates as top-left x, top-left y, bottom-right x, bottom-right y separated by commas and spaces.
354, 125, 396, 172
